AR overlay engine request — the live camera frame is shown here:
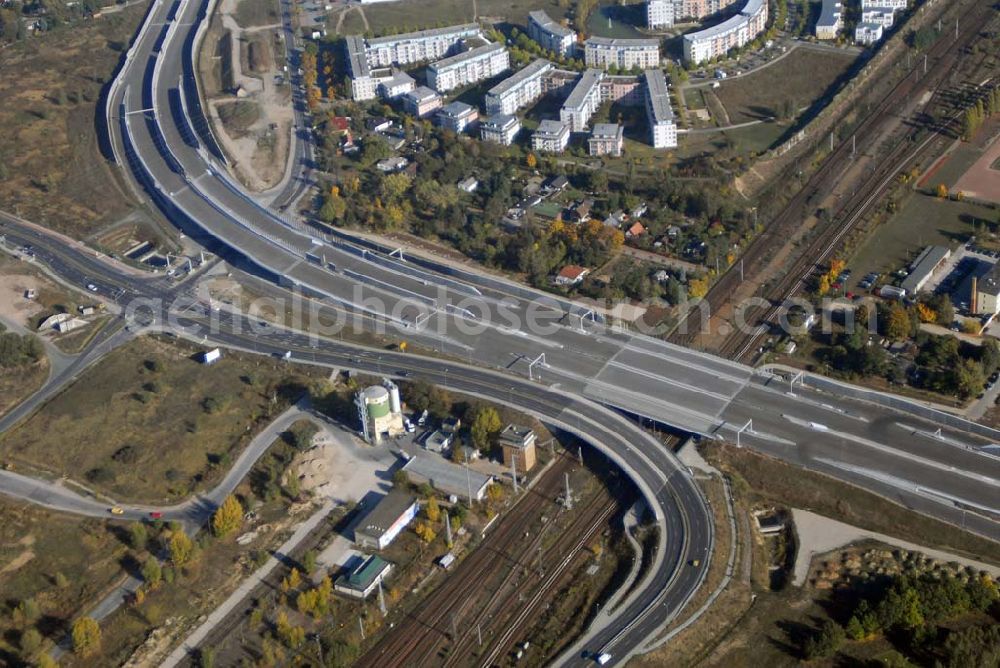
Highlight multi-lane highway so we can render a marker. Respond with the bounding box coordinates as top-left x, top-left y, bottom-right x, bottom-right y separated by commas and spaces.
0, 0, 993, 662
